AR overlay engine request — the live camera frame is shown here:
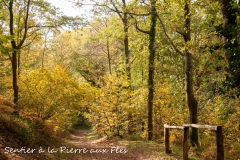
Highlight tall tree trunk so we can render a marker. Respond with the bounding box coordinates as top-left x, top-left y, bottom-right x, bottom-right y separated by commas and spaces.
220, 0, 236, 39
122, 0, 131, 84
220, 0, 236, 67
18, 51, 21, 75
107, 40, 112, 74
147, 0, 157, 141
183, 0, 198, 147
9, 0, 19, 104
12, 50, 18, 104
8, 0, 30, 105
109, 0, 133, 133
185, 51, 198, 146
219, 0, 240, 91
121, 0, 135, 134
